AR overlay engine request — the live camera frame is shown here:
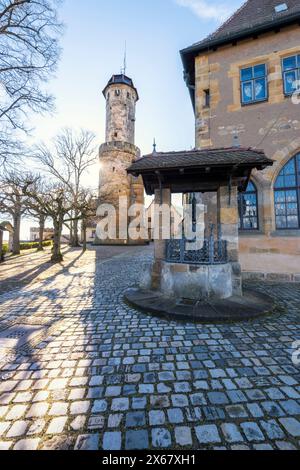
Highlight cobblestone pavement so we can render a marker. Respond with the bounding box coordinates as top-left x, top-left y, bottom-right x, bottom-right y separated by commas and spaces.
0, 245, 300, 450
